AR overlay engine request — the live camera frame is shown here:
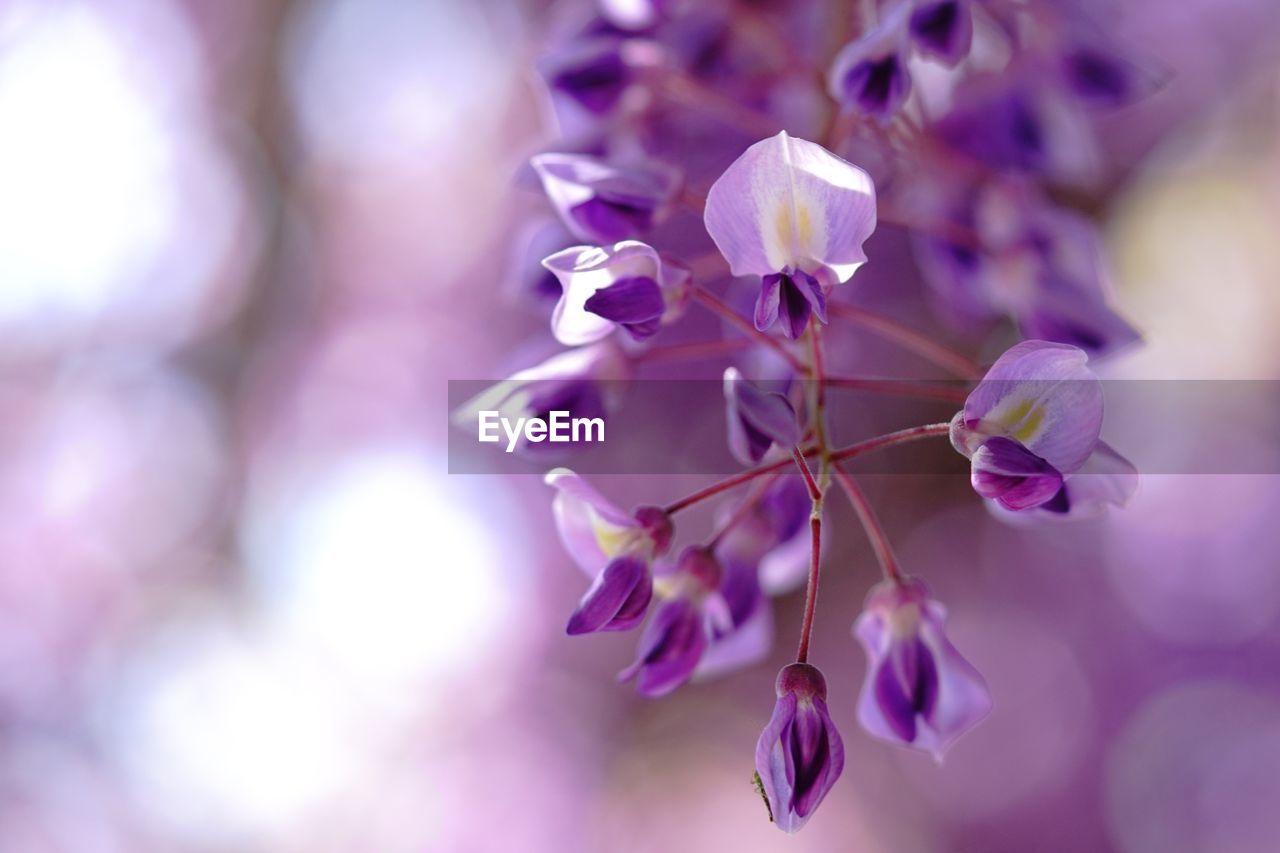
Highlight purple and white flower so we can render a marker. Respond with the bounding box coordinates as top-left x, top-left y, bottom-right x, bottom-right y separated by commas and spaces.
755, 662, 845, 833
950, 340, 1107, 511
909, 0, 973, 66
542, 240, 690, 346
723, 367, 799, 464
546, 468, 674, 634
453, 343, 627, 455
703, 131, 877, 339
828, 4, 914, 122
619, 545, 732, 696
532, 153, 682, 244
854, 578, 991, 759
